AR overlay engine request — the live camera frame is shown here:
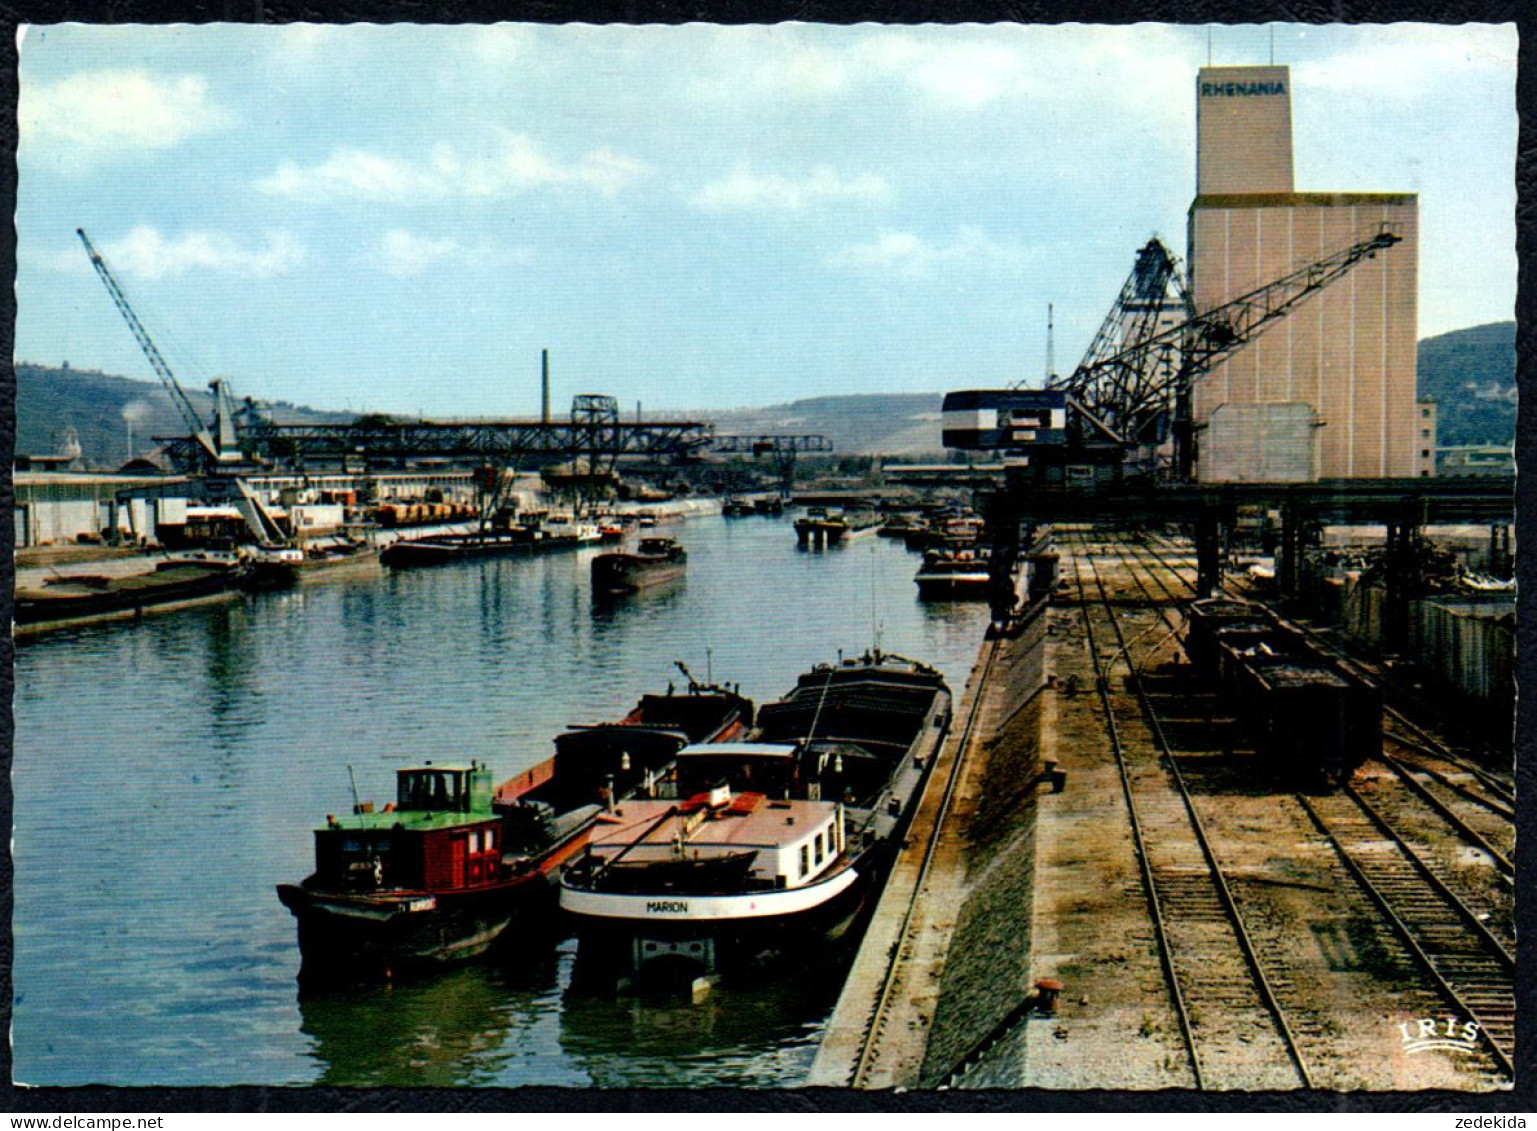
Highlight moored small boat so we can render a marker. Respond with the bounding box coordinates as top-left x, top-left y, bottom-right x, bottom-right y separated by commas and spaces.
914, 548, 993, 600
591, 537, 687, 595
560, 650, 951, 992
